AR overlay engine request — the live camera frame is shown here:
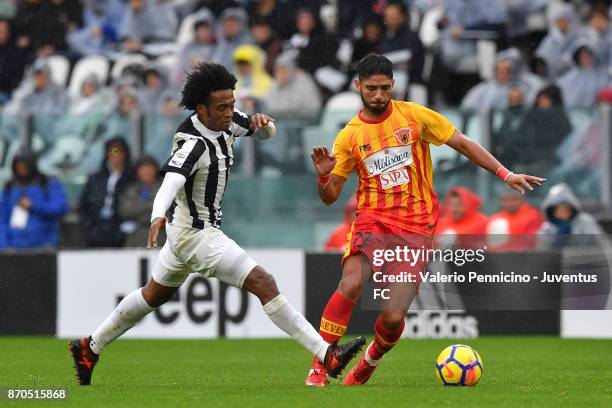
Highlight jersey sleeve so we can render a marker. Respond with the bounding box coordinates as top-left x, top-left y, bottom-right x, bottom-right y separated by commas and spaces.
230, 109, 254, 137
411, 103, 456, 146
161, 138, 206, 178
330, 128, 356, 179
